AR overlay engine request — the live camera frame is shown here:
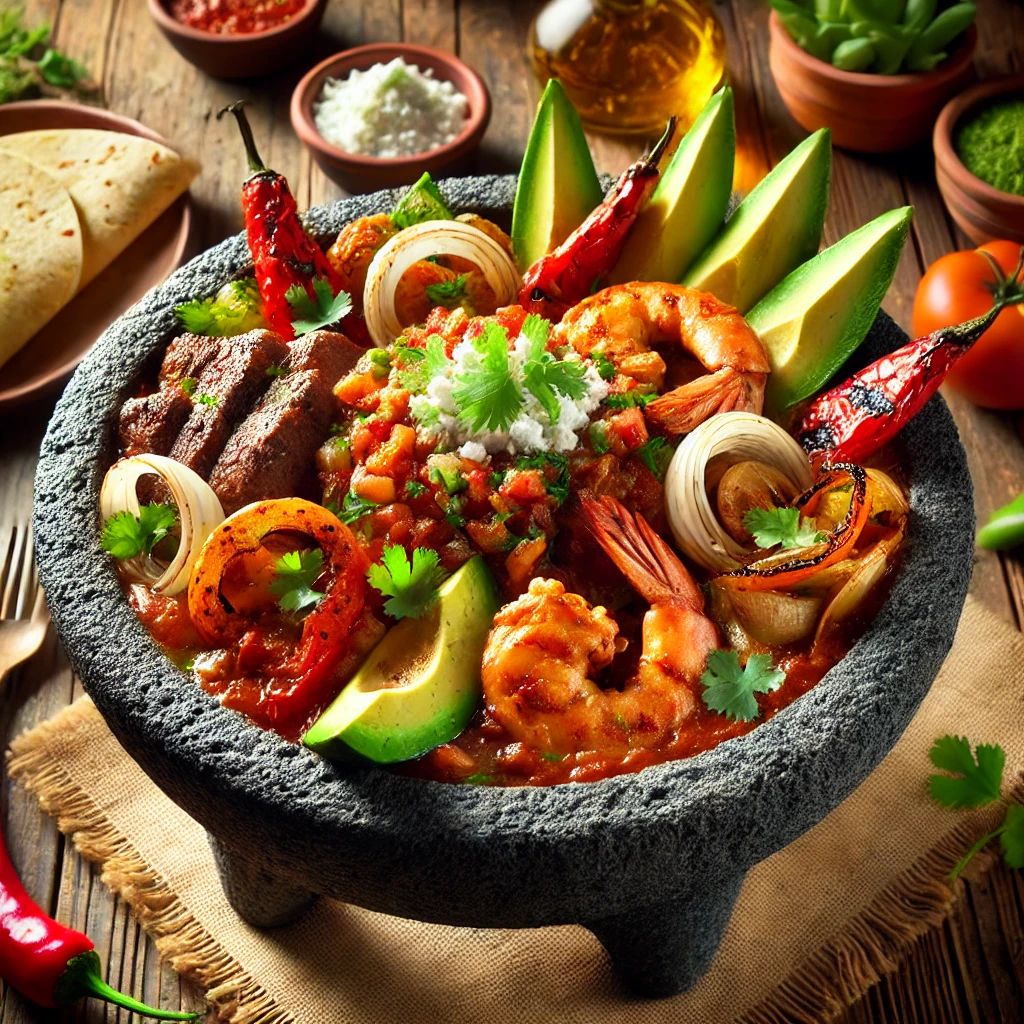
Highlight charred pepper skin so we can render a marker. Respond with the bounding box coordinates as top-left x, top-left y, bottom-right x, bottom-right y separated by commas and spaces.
519, 118, 676, 322
220, 102, 343, 342
0, 831, 199, 1019
798, 251, 1024, 465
